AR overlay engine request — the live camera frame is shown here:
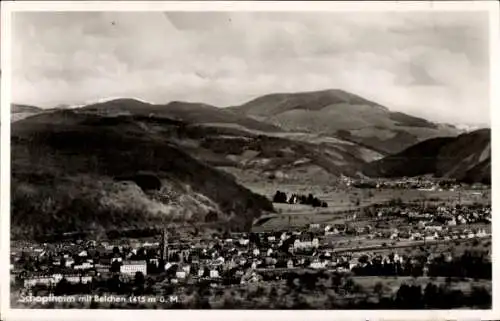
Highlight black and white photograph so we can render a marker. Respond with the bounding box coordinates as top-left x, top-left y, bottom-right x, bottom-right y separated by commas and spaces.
2, 0, 499, 317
